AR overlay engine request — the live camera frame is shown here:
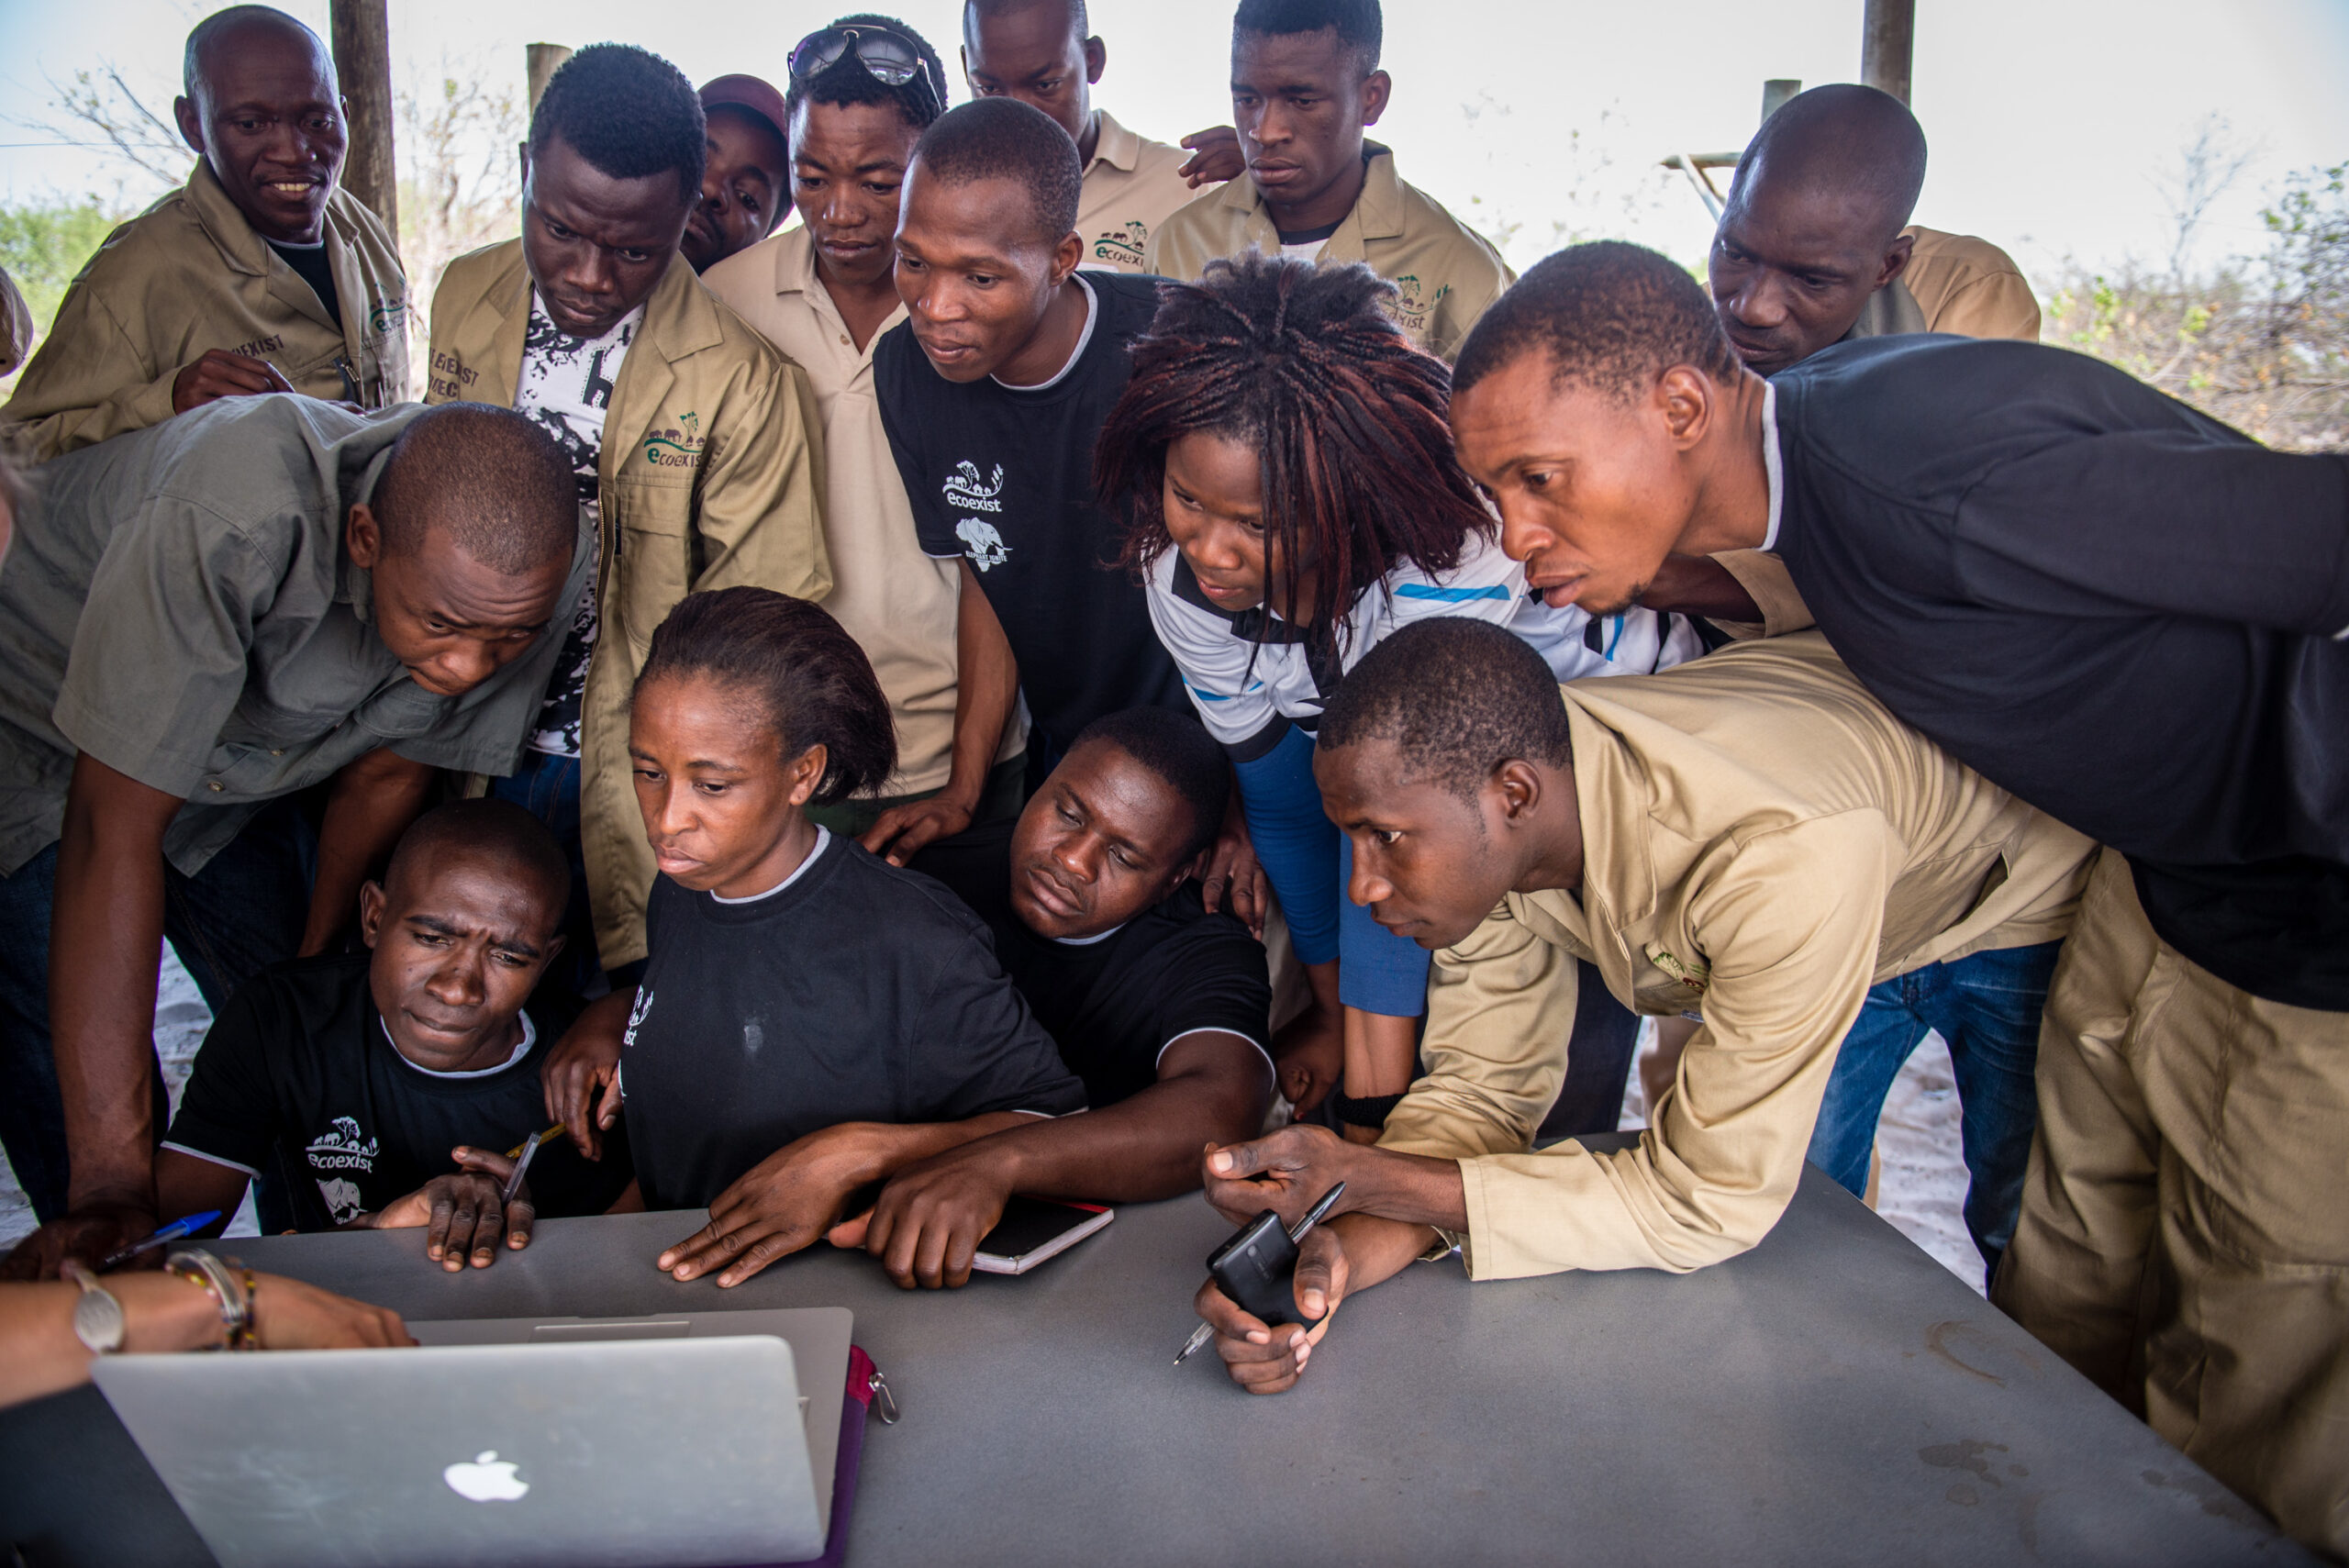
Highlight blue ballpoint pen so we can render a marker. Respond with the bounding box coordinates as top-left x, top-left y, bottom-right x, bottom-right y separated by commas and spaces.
99, 1209, 224, 1270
